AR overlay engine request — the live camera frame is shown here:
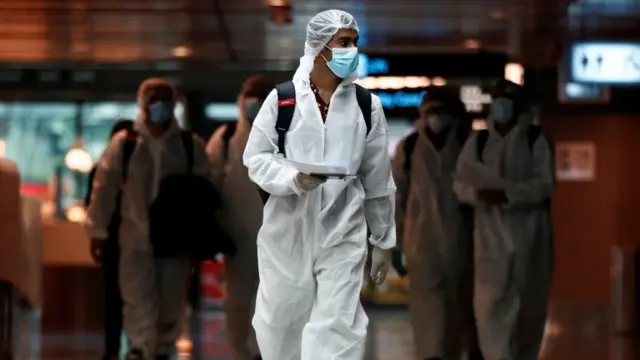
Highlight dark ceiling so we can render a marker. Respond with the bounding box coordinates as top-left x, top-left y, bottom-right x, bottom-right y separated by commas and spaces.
0, 0, 638, 68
